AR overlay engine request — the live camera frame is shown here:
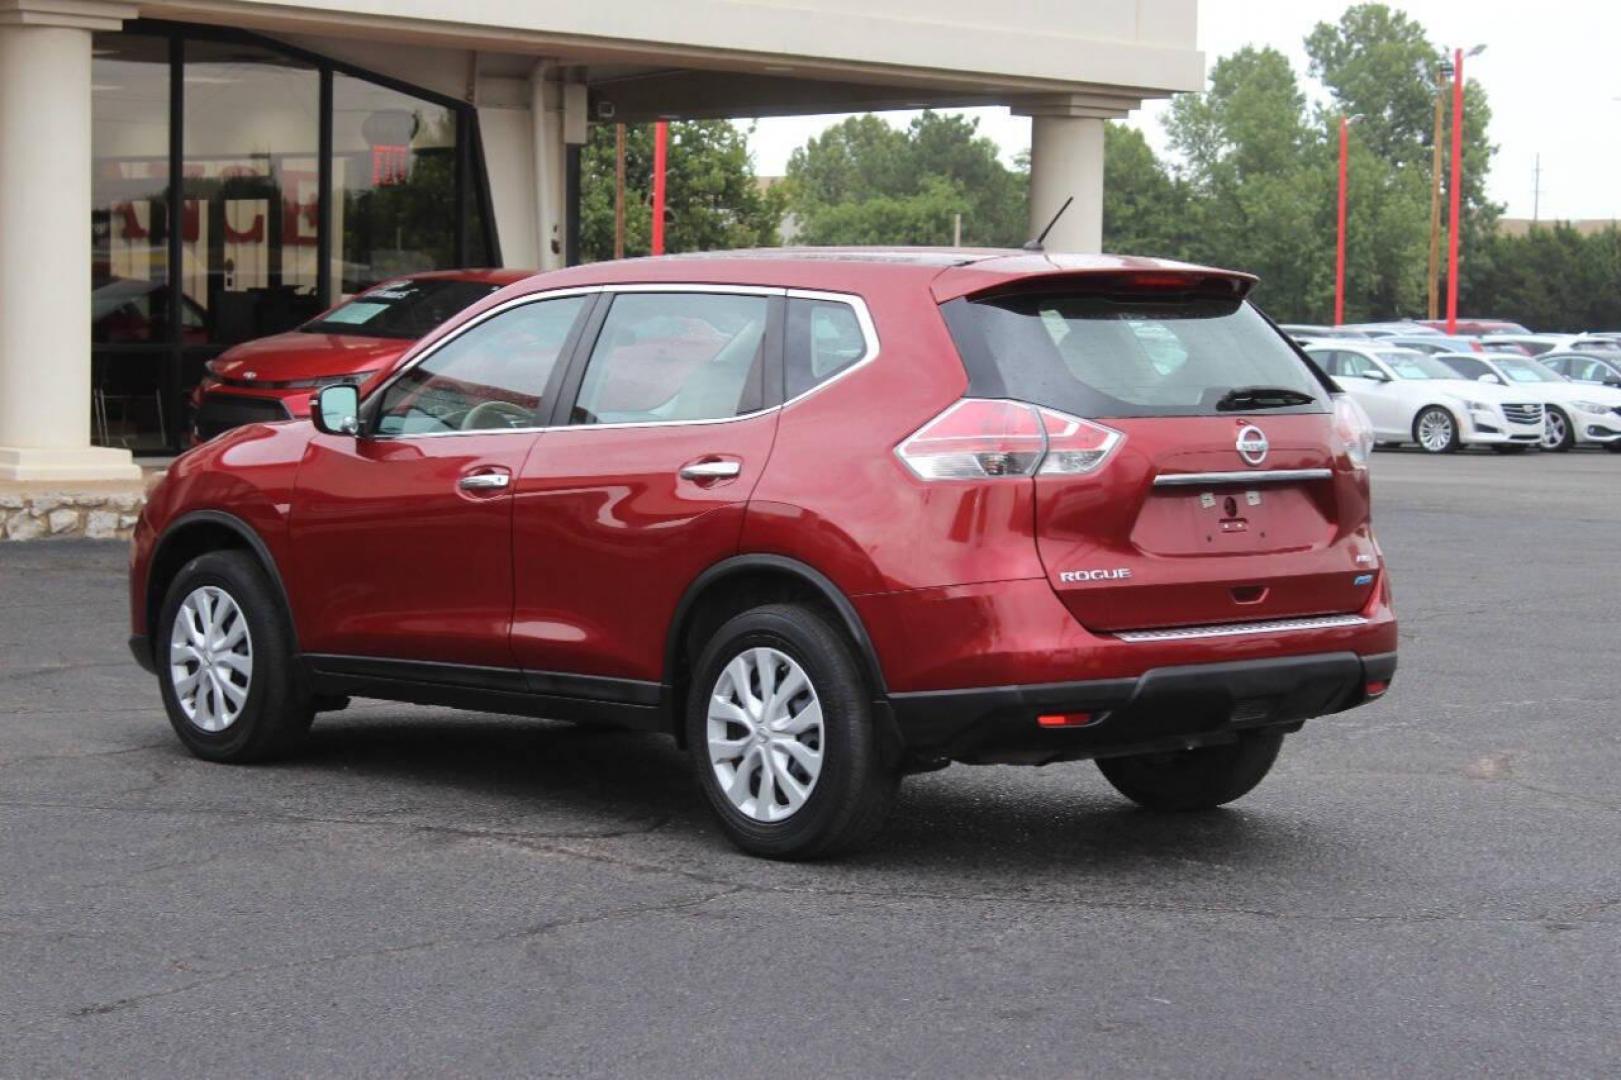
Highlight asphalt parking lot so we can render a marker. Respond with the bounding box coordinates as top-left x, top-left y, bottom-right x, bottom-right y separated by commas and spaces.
3, 450, 1618, 1077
